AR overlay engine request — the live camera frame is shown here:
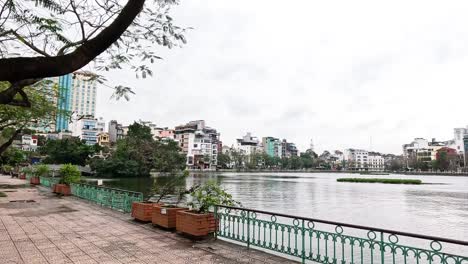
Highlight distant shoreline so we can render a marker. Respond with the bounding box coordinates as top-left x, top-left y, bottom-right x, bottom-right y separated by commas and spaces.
190, 169, 468, 177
